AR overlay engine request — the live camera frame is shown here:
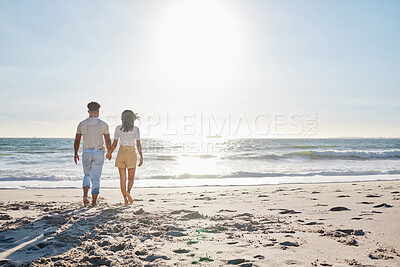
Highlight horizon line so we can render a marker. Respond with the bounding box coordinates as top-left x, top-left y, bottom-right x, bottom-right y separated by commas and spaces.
1, 136, 399, 139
